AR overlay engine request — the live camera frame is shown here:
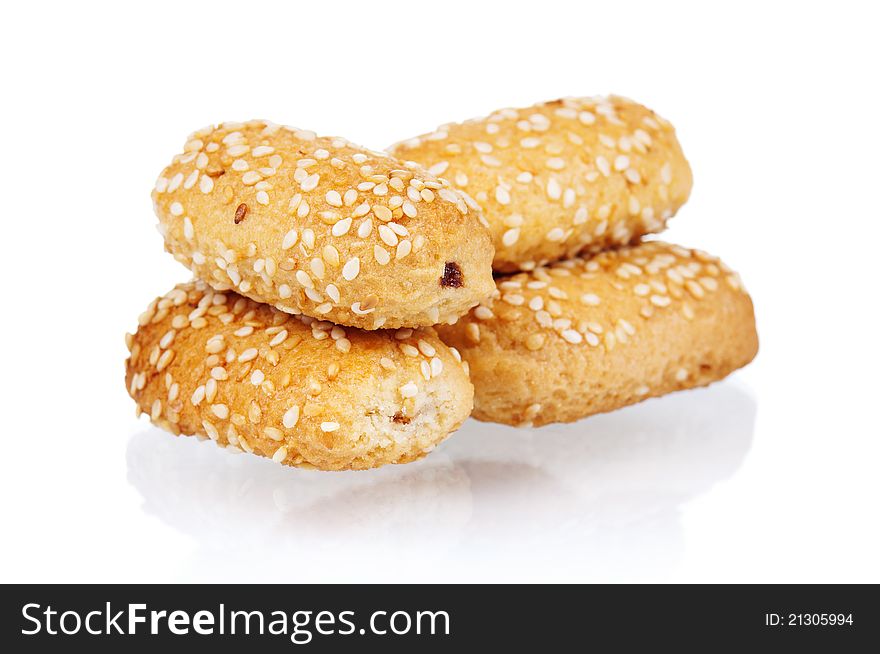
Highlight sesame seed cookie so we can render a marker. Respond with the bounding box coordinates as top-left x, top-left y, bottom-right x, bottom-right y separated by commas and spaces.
389, 96, 692, 272
153, 121, 495, 330
436, 241, 757, 426
125, 281, 473, 471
